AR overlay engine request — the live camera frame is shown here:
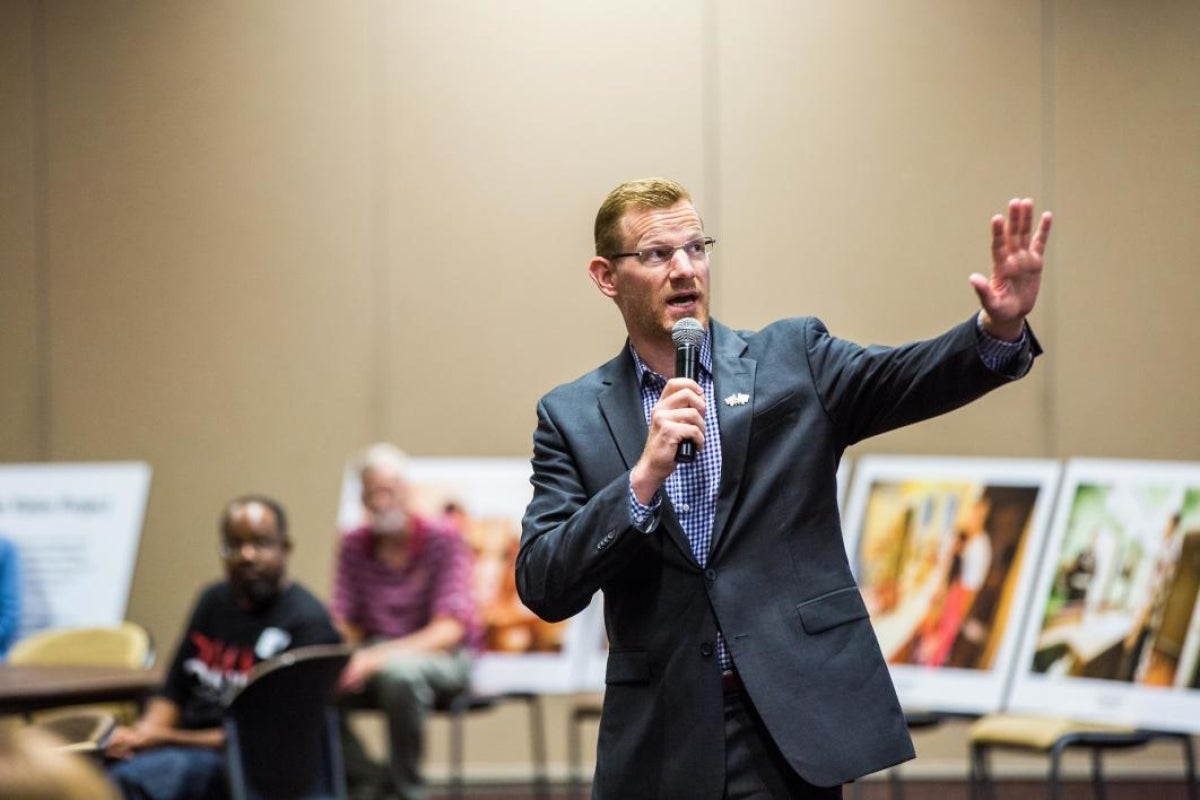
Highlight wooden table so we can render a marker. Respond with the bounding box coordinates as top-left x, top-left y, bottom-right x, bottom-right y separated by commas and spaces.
0, 664, 161, 717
